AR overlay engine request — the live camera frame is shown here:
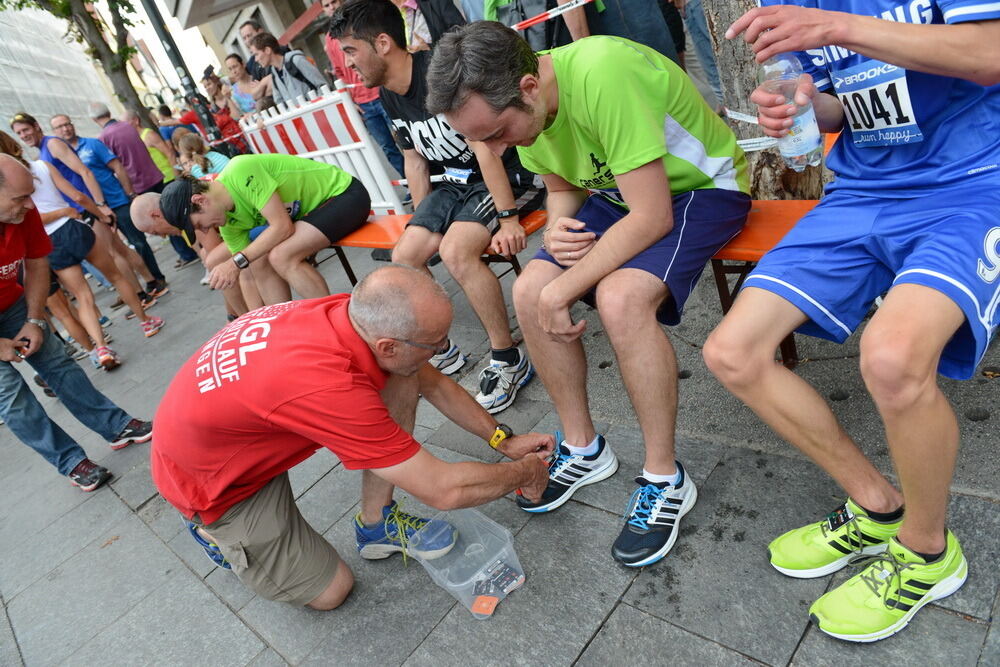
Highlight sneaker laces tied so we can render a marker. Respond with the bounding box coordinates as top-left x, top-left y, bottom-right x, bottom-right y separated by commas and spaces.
820, 504, 870, 565
383, 501, 429, 564
479, 364, 505, 394
623, 484, 662, 530
855, 551, 914, 609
